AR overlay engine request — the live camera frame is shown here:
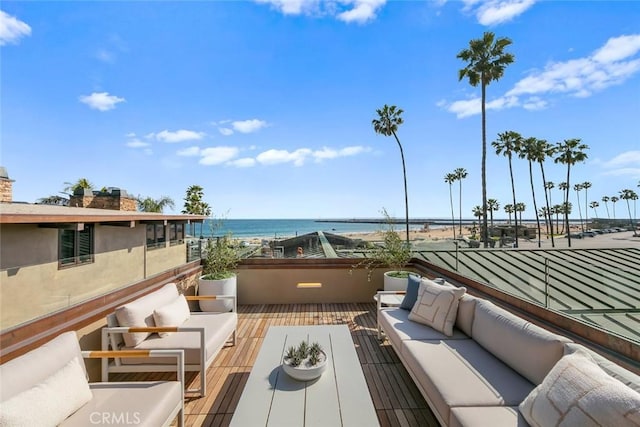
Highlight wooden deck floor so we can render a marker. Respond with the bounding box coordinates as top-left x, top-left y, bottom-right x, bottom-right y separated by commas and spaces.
114, 303, 439, 427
